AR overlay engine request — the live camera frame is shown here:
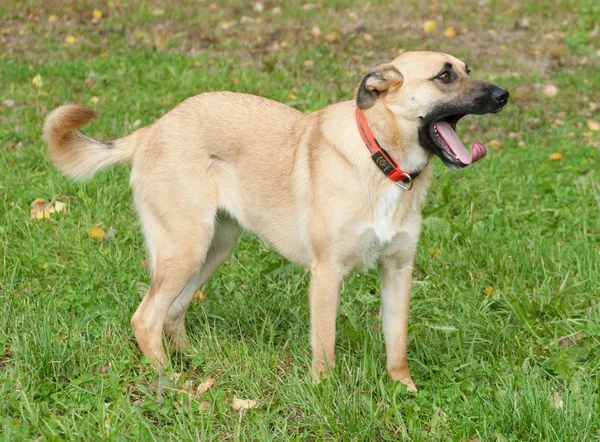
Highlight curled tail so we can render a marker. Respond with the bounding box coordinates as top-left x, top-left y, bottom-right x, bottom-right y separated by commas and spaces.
43, 104, 140, 180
